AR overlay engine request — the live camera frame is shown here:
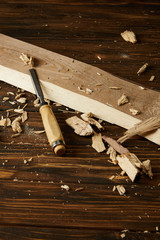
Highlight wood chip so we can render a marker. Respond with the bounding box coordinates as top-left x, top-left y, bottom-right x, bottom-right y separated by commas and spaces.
107, 146, 118, 165
81, 112, 103, 130
17, 97, 27, 104
118, 94, 129, 106
21, 111, 28, 123
102, 135, 129, 154
9, 101, 16, 105
7, 92, 14, 95
129, 108, 140, 116
118, 115, 160, 143
11, 116, 22, 133
142, 160, 153, 179
109, 175, 115, 180
120, 233, 126, 238
109, 87, 122, 90
61, 185, 70, 191
86, 88, 93, 94
137, 63, 148, 75
33, 130, 45, 134
116, 185, 126, 195
121, 30, 137, 43
0, 118, 11, 127
92, 133, 106, 153
116, 152, 142, 182
66, 116, 93, 136
14, 109, 24, 113
34, 98, 40, 107
19, 53, 34, 67
149, 75, 155, 81
2, 97, 9, 102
